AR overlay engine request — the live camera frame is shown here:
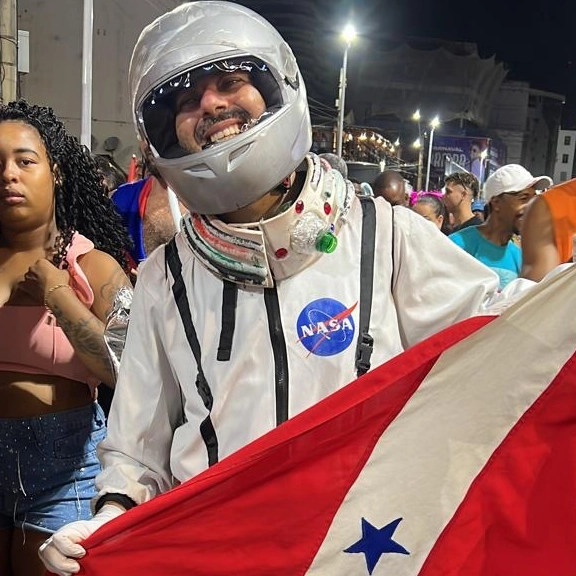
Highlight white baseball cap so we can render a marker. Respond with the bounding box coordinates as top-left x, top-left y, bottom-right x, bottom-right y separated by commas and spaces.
484, 164, 553, 203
